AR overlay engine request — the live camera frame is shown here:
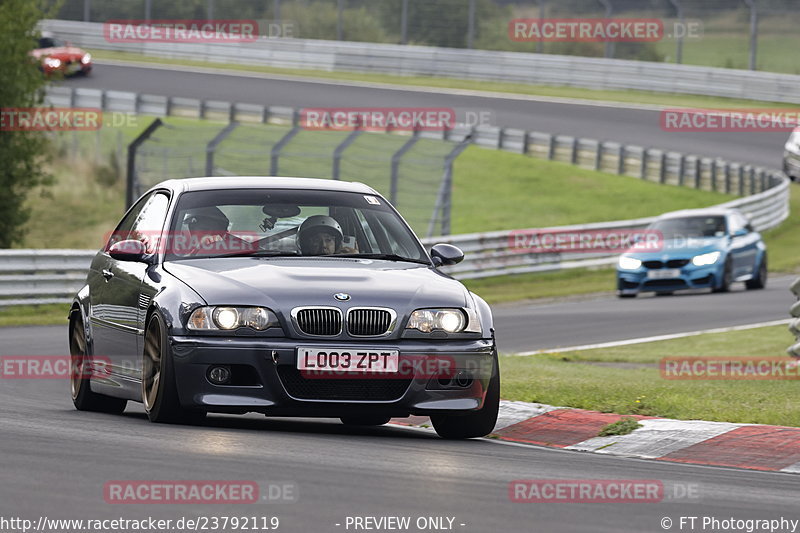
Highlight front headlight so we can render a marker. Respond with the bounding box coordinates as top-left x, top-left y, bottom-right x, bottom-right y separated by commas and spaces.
188, 306, 278, 331
81, 53, 91, 64
406, 308, 481, 334
618, 256, 642, 270
692, 251, 721, 267
43, 57, 61, 68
